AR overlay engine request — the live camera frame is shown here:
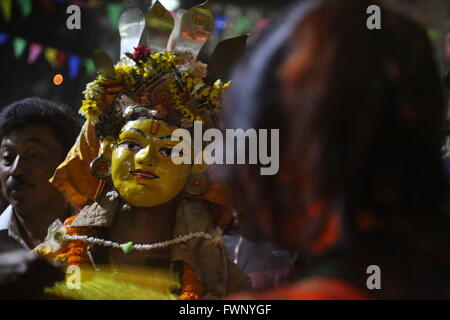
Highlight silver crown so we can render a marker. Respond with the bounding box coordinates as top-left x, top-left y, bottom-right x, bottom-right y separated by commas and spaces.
93, 0, 248, 84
